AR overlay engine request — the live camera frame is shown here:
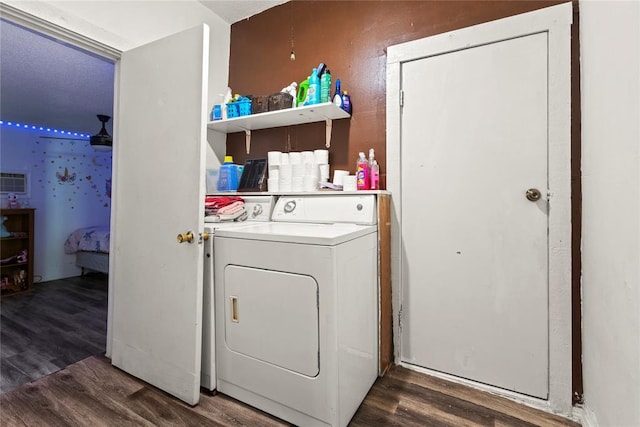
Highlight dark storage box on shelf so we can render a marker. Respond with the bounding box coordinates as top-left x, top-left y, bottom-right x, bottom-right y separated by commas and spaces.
268, 92, 293, 111
250, 92, 294, 114
251, 95, 269, 114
